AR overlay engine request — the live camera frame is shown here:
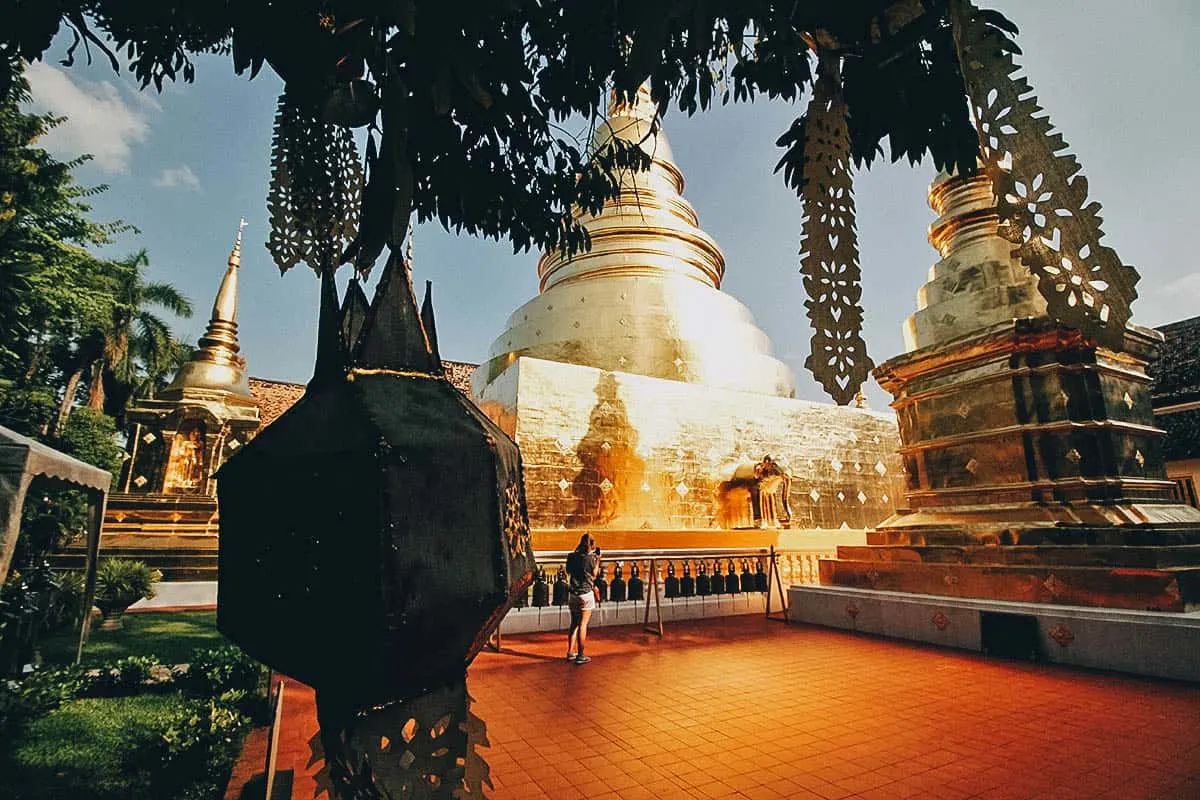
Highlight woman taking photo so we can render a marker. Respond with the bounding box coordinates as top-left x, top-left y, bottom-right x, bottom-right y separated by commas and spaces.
565, 533, 601, 664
